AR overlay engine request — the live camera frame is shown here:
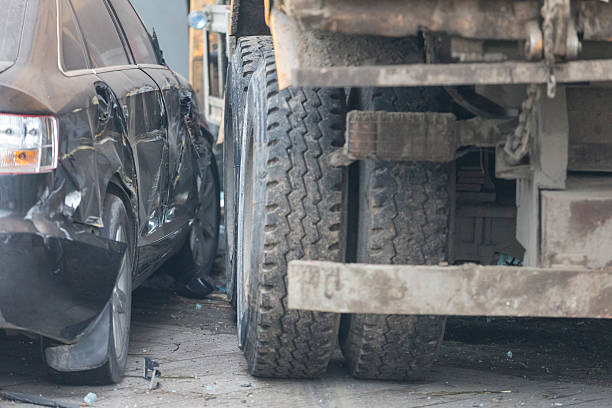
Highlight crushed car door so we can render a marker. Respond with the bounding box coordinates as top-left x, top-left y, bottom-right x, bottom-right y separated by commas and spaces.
107, 0, 196, 234
70, 0, 170, 247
